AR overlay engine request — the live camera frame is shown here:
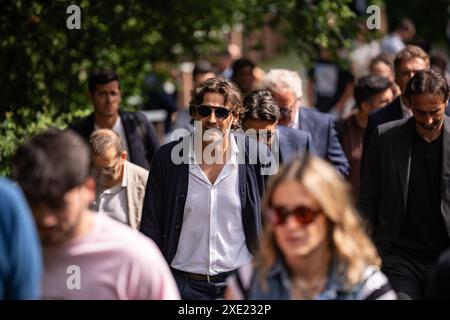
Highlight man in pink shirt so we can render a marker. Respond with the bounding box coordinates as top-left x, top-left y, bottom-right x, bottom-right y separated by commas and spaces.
12, 128, 179, 300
